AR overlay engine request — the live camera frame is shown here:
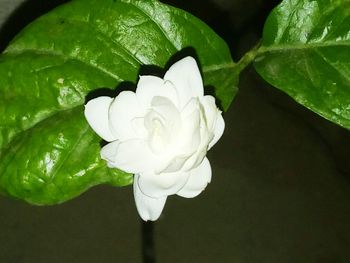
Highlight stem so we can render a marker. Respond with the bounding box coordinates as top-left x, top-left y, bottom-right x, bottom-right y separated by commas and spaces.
141, 221, 156, 263
235, 40, 262, 73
